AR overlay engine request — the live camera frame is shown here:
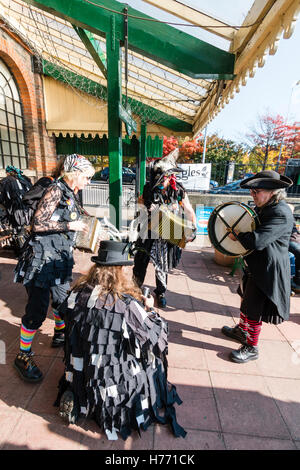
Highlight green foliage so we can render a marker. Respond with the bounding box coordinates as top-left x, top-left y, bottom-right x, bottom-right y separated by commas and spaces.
198, 134, 245, 164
